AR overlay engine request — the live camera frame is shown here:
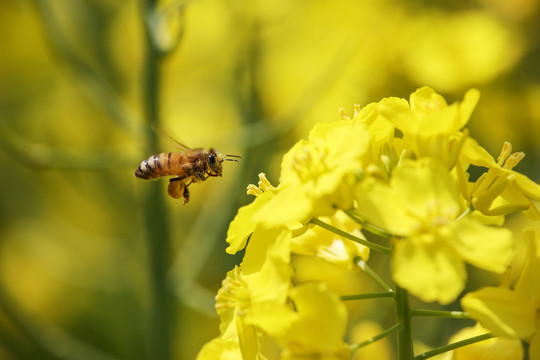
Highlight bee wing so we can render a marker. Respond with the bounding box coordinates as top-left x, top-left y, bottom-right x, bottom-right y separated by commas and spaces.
151, 123, 192, 151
